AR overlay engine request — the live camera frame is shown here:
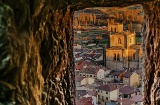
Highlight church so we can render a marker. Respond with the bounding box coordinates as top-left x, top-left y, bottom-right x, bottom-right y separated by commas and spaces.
106, 22, 142, 70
